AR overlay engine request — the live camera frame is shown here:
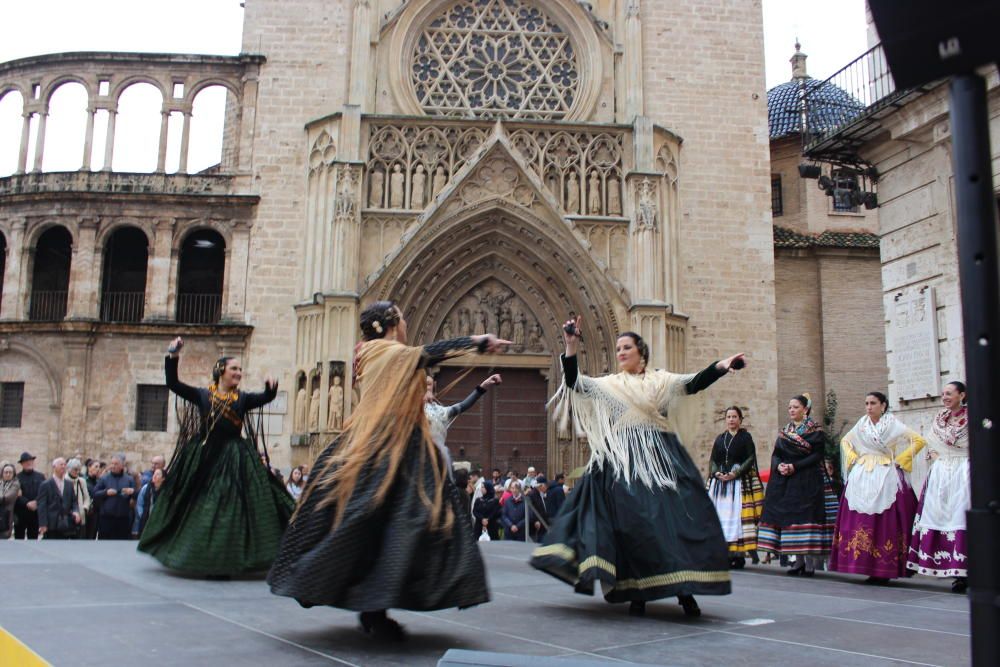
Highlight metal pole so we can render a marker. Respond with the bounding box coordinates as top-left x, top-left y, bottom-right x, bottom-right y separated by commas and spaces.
948, 72, 1000, 667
